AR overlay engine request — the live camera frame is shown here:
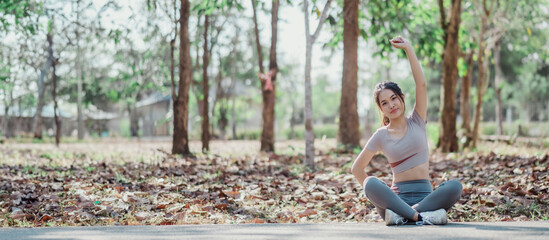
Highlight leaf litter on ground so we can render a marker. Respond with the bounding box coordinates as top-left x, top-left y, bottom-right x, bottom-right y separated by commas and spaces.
0, 139, 547, 227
